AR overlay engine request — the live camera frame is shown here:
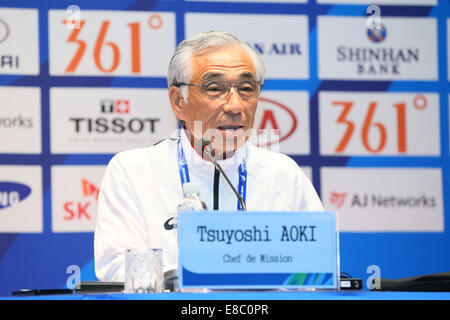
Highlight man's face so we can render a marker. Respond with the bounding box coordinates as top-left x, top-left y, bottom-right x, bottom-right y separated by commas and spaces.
171, 43, 259, 156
